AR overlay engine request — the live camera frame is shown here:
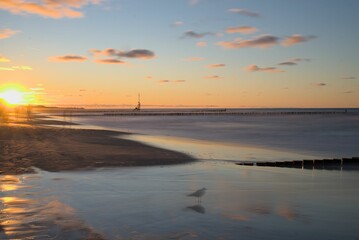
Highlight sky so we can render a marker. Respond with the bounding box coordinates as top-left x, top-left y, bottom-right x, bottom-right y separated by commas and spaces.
0, 0, 358, 108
